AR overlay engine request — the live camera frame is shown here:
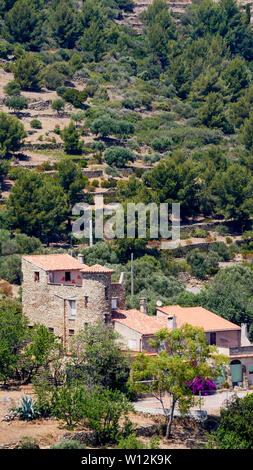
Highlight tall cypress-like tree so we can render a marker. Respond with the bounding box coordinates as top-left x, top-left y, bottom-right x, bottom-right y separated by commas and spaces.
7, 171, 69, 244
49, 0, 81, 49
4, 0, 45, 50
